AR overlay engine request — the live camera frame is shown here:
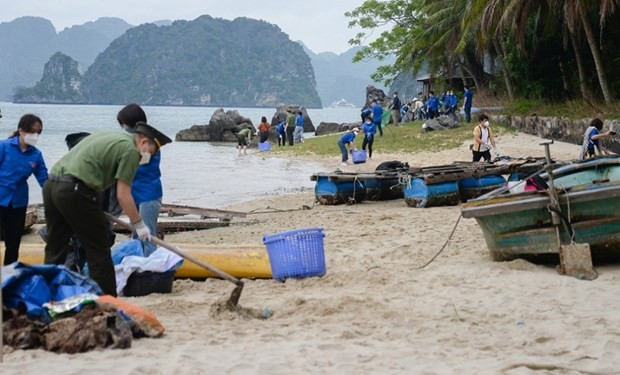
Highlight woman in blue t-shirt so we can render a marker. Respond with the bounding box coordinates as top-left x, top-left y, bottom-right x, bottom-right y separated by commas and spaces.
337, 127, 359, 166
362, 117, 377, 159
117, 104, 163, 256
579, 118, 614, 160
0, 114, 48, 265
